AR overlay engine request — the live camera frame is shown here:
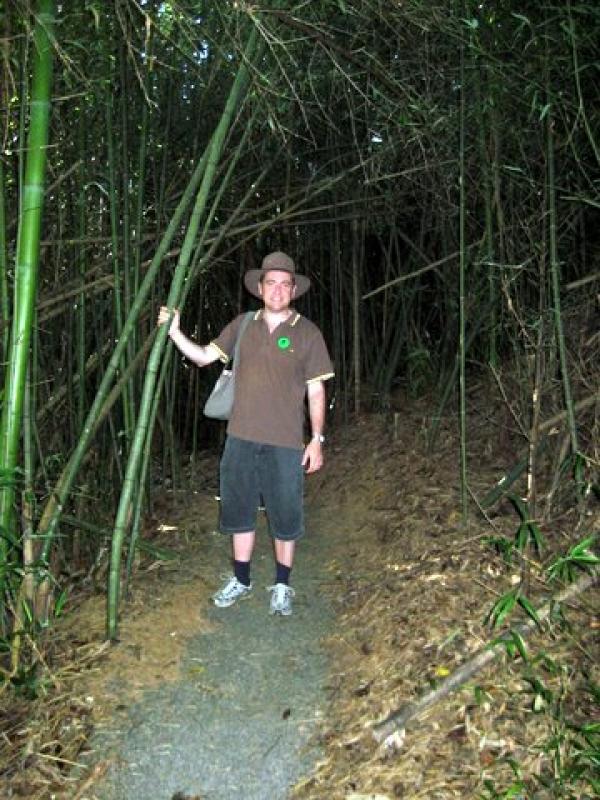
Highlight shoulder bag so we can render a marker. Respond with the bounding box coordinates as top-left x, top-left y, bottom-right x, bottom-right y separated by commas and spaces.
203, 312, 253, 420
